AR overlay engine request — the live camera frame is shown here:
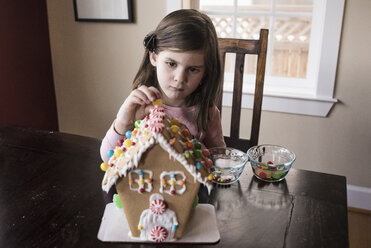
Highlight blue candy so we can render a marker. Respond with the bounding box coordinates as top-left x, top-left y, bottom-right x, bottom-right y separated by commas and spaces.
125, 130, 132, 139
107, 149, 114, 158
196, 161, 201, 170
